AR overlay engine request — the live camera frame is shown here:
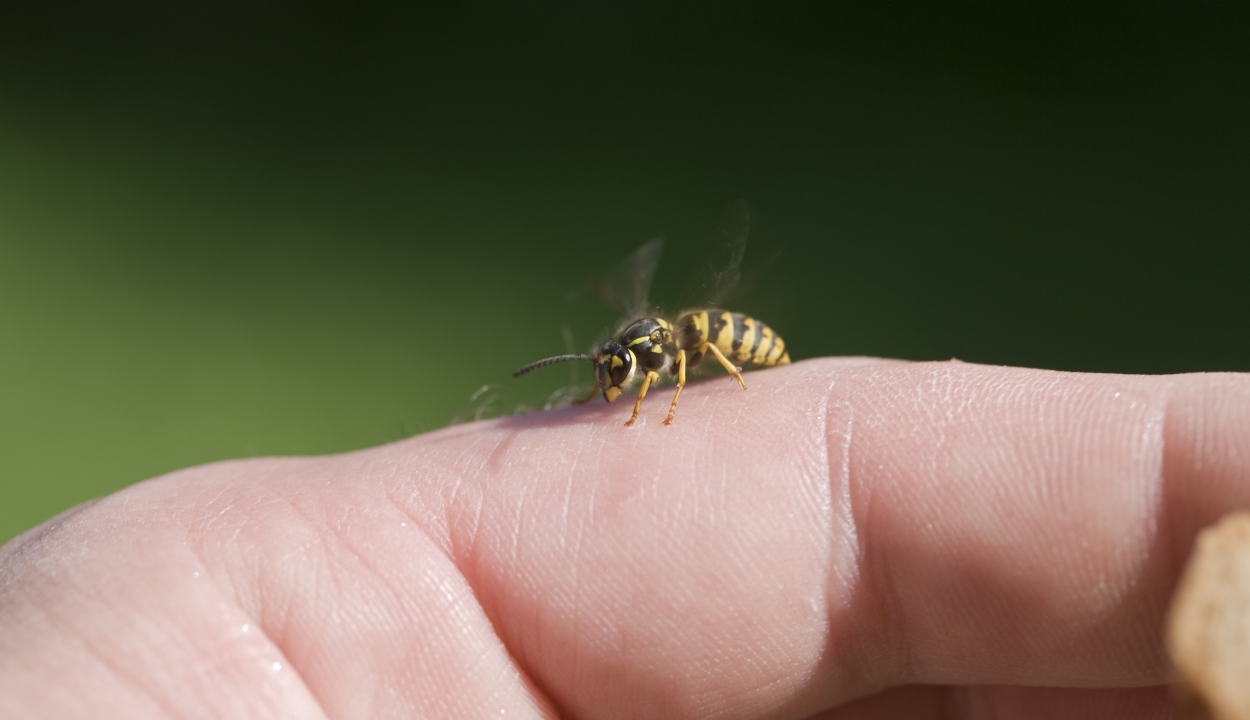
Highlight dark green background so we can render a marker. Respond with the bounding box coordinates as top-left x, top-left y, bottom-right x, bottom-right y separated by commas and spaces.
2, 3, 1247, 543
